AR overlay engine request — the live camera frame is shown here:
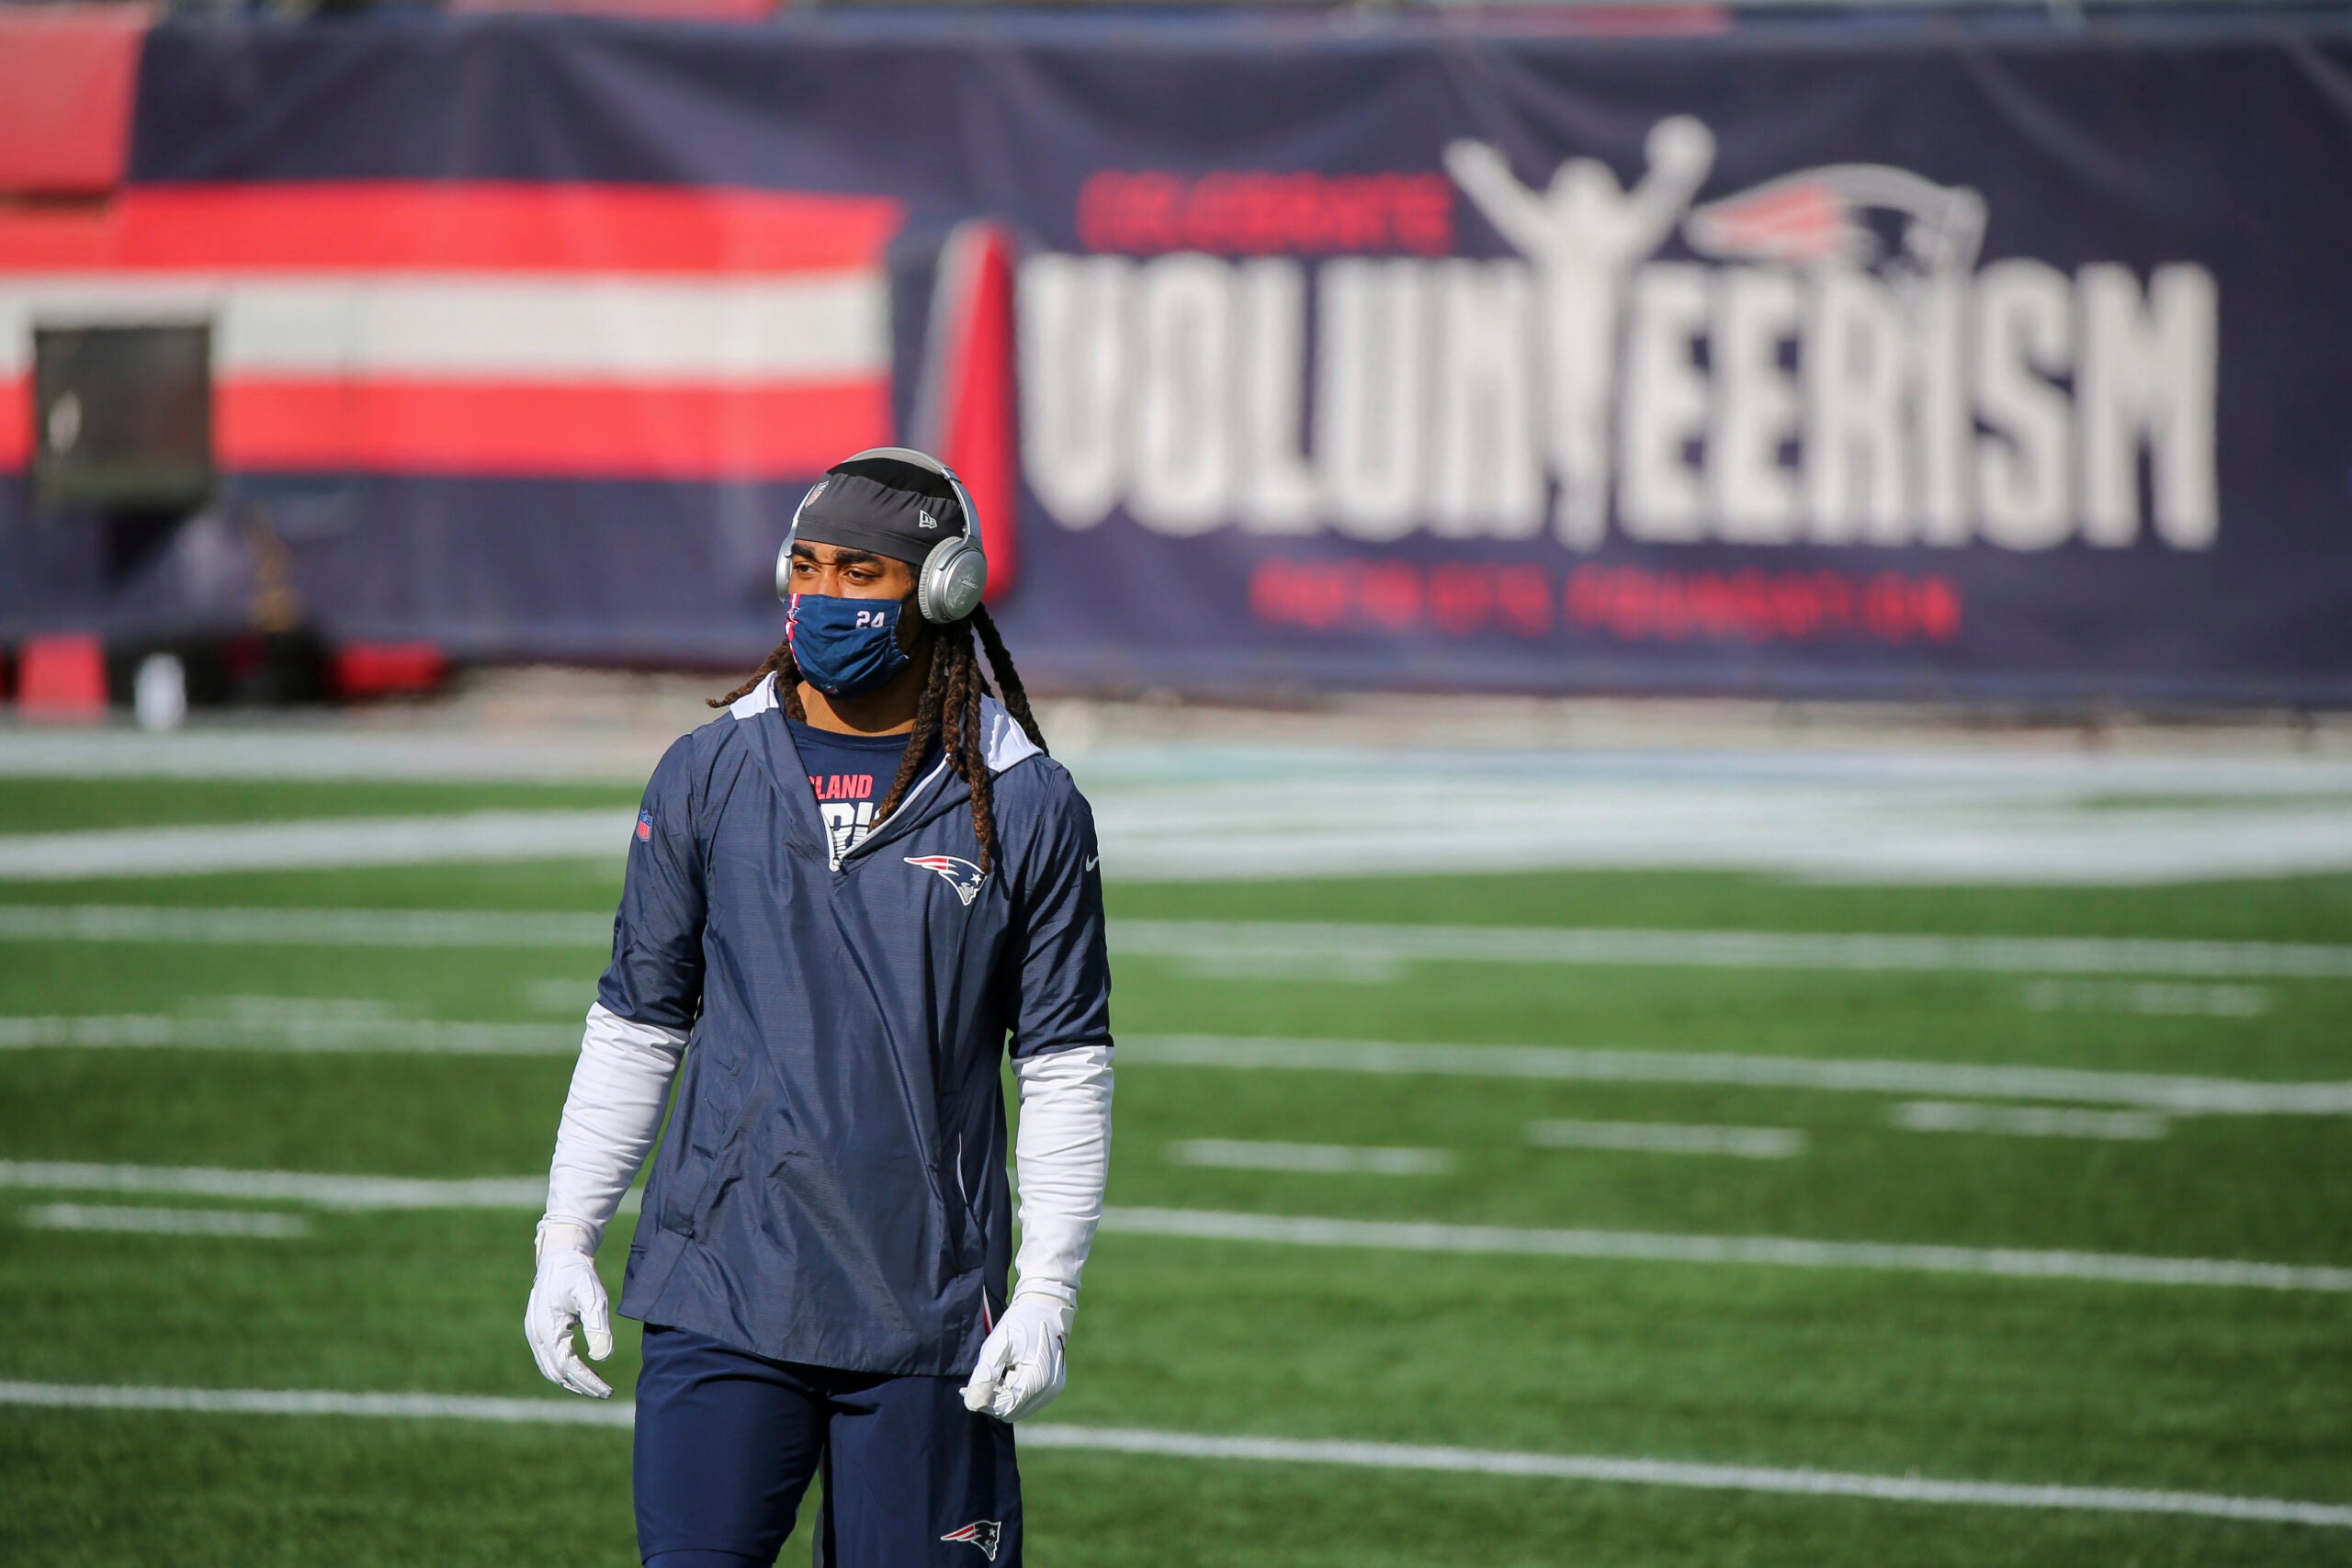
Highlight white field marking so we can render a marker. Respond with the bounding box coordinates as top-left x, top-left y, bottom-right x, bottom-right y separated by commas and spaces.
0, 1161, 586, 1212
1084, 771, 2352, 885
1097, 1208, 2352, 1294
1166, 1140, 1456, 1176
0, 813, 632, 881
0, 273, 887, 381
6, 906, 2350, 985
2018, 979, 2270, 1019
202, 997, 392, 1022
10, 1160, 2340, 1293
0, 1381, 633, 1427
524, 978, 599, 1013
0, 1382, 2345, 1529
17, 1203, 311, 1238
1527, 1120, 1805, 1159
0, 1014, 577, 1055
1893, 1102, 2171, 1143
5, 755, 2352, 884
1160, 952, 1410, 984
1111, 921, 2352, 981
0, 905, 611, 947
1118, 1034, 2352, 1117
